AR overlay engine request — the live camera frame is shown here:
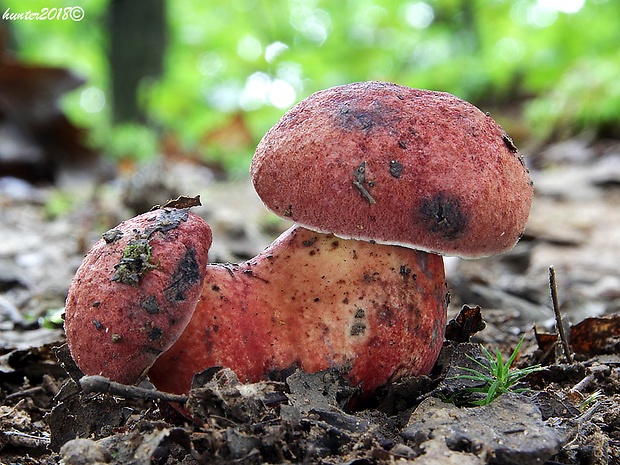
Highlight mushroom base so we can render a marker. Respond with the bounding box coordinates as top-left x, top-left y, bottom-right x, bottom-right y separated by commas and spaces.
148, 226, 447, 398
